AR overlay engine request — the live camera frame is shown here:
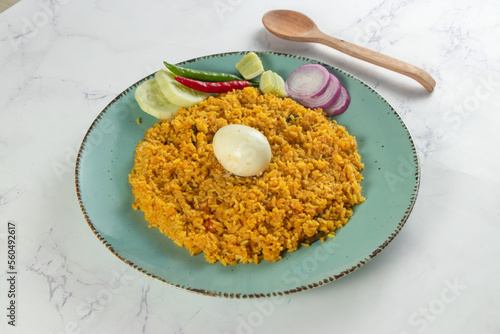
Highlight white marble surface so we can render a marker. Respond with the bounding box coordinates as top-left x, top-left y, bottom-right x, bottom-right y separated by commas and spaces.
1, 0, 499, 333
